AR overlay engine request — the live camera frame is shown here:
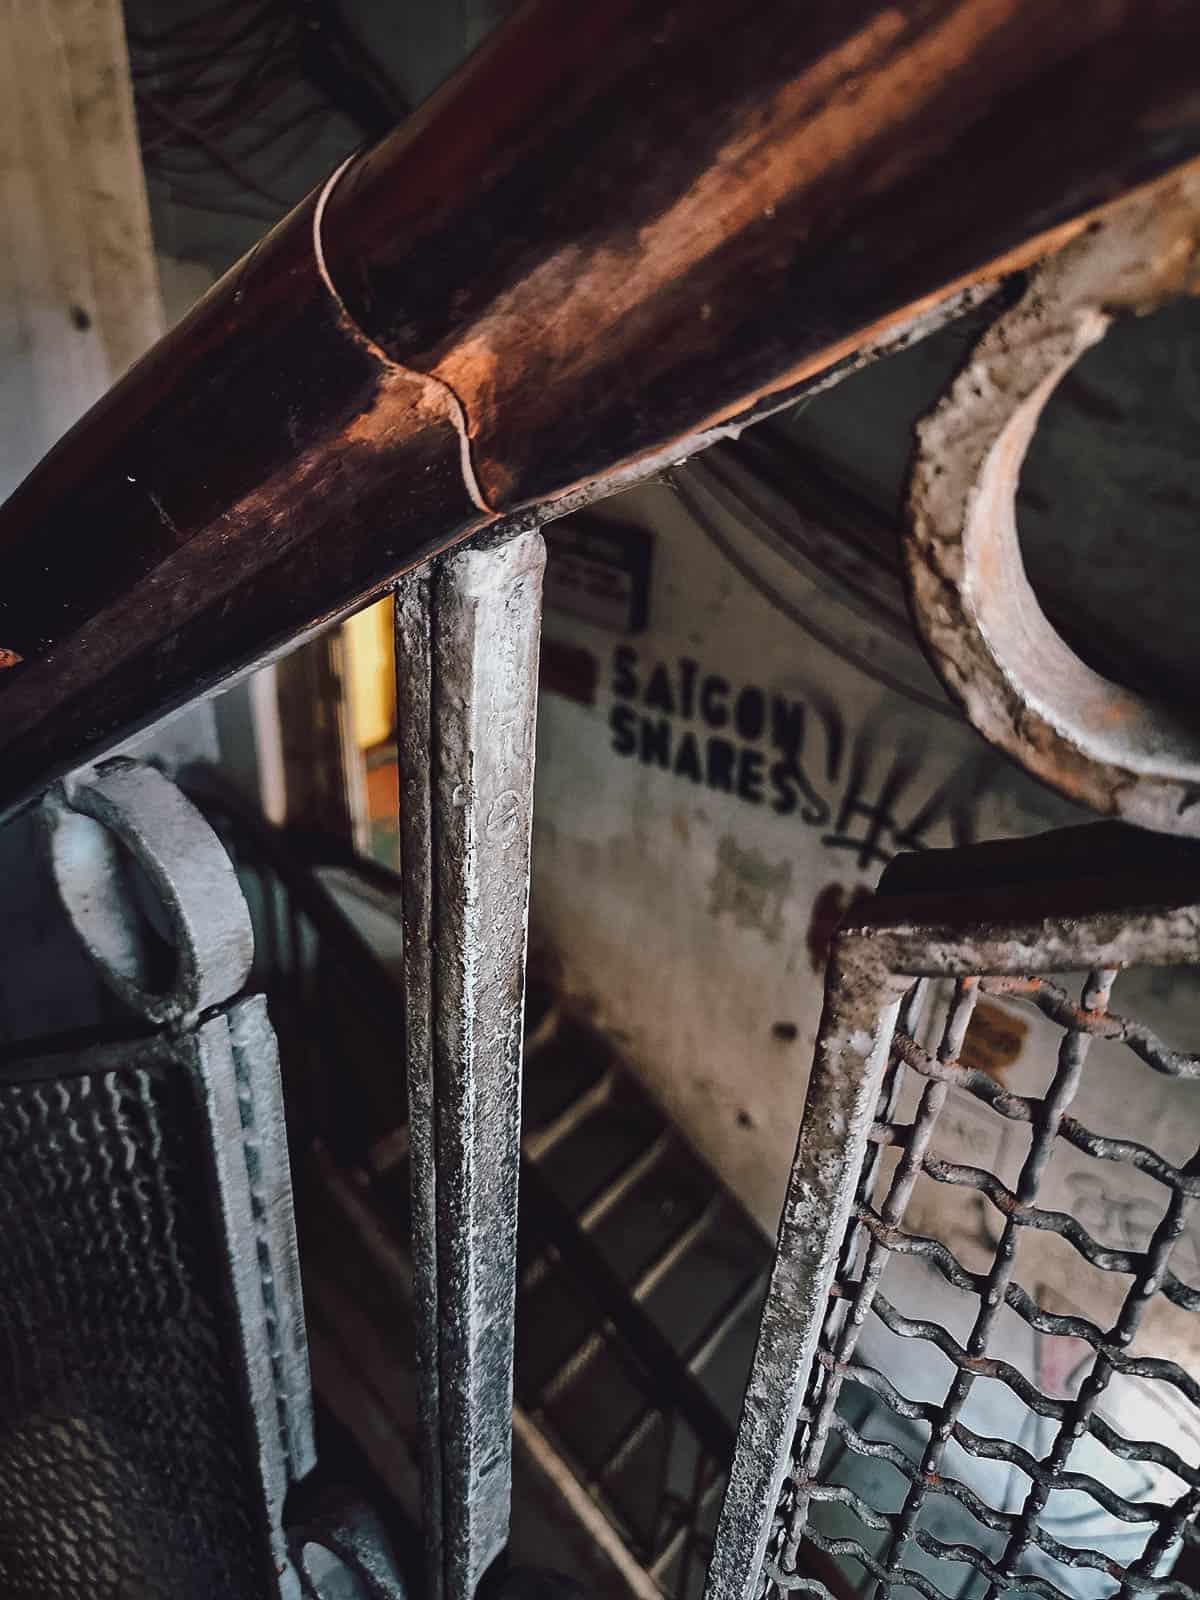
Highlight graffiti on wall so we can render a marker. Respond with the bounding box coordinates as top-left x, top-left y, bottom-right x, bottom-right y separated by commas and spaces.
607, 644, 999, 873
